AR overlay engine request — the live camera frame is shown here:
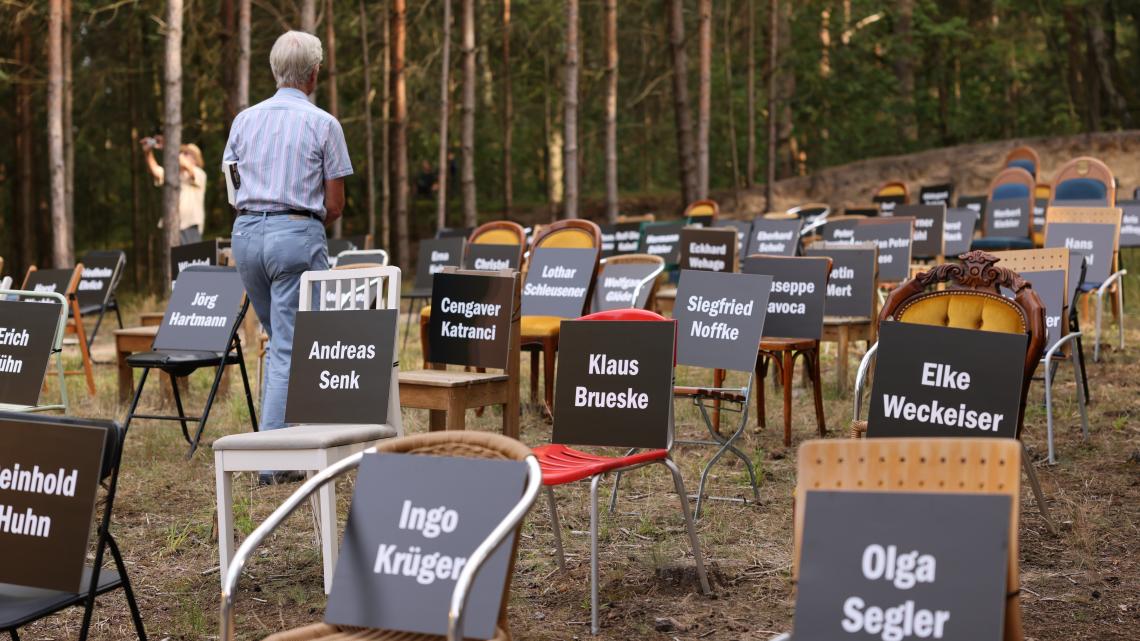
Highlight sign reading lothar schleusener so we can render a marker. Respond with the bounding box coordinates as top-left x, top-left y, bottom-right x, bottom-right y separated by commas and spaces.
520, 247, 596, 318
